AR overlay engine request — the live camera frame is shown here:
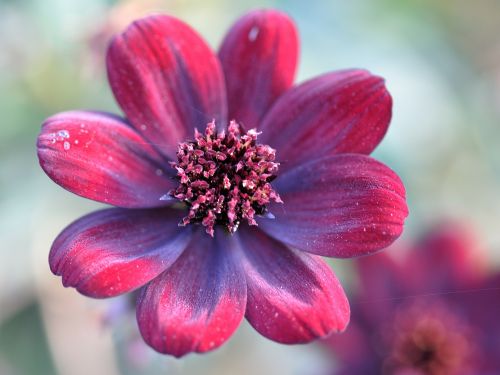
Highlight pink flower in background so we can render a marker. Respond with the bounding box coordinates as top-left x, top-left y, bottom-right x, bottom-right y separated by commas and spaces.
324, 222, 500, 375
37, 9, 407, 356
